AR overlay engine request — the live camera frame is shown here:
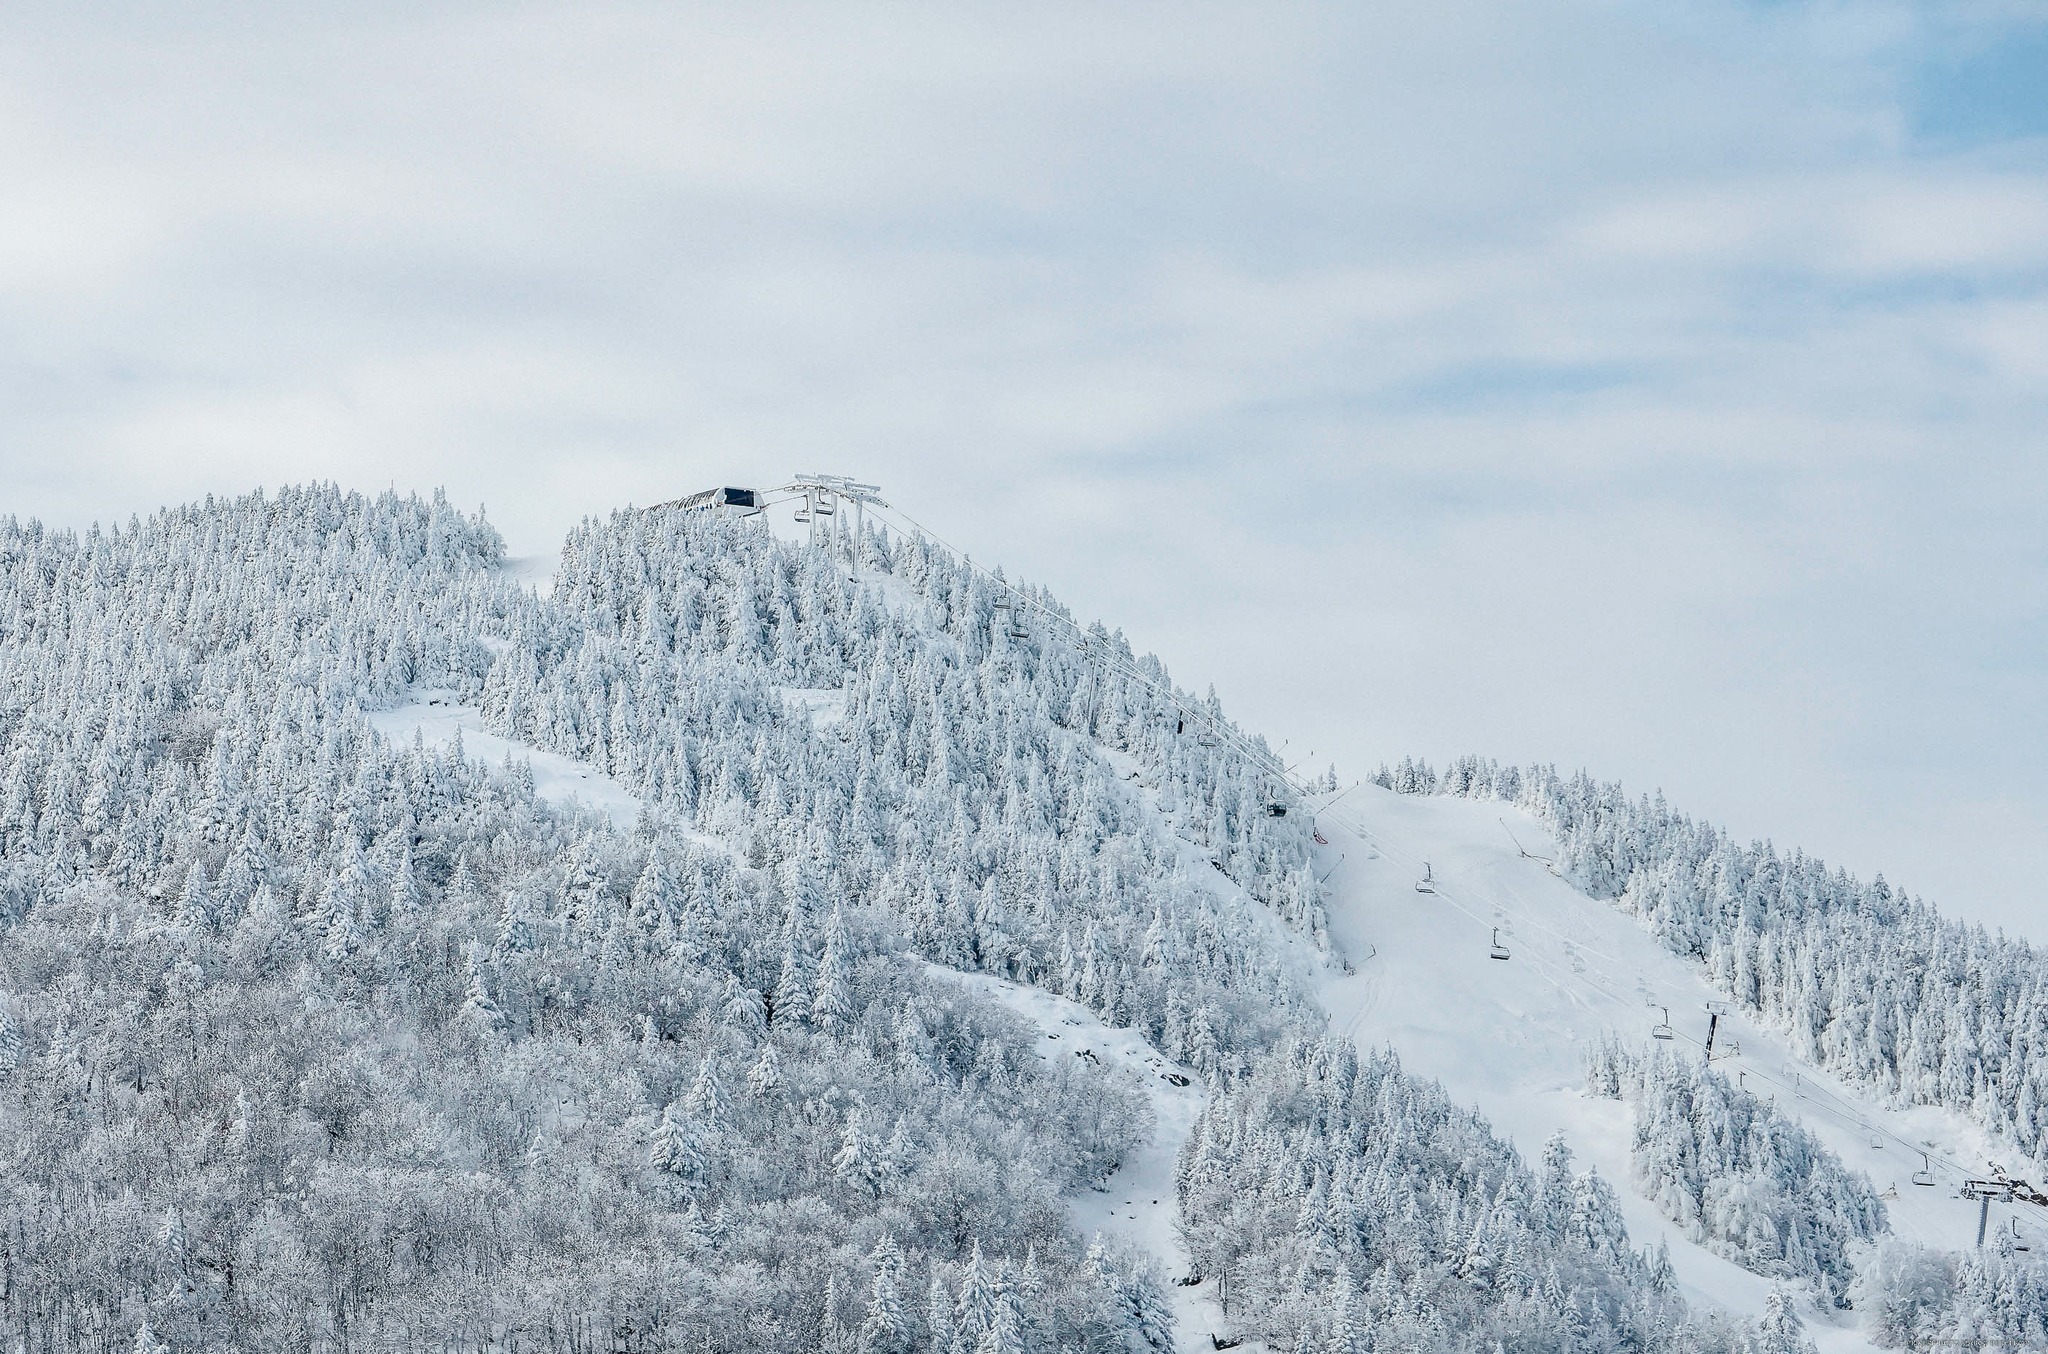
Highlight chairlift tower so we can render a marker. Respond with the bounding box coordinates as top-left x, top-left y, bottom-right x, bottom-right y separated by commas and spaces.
1702, 1001, 1728, 1064
1964, 1177, 2019, 1248
784, 474, 885, 562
